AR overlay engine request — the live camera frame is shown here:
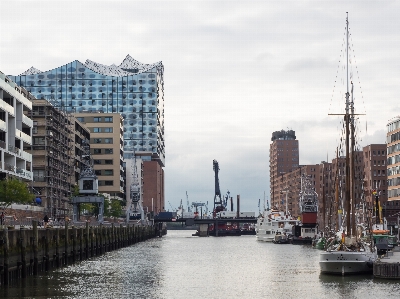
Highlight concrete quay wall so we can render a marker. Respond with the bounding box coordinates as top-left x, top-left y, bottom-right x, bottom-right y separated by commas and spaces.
0, 221, 163, 286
